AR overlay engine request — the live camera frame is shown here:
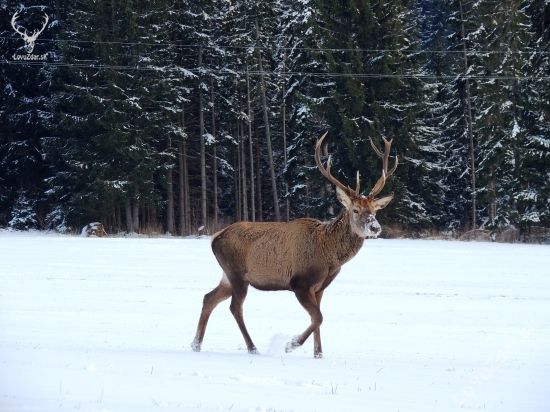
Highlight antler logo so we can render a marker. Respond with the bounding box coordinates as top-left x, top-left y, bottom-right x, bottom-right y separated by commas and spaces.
11, 11, 49, 54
